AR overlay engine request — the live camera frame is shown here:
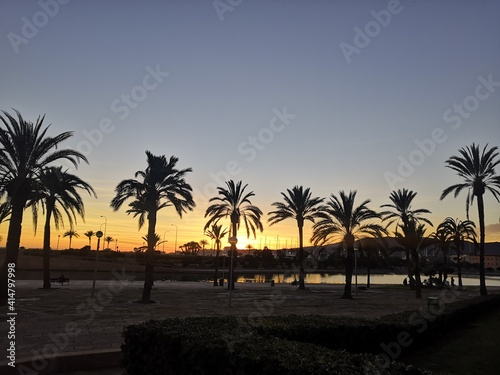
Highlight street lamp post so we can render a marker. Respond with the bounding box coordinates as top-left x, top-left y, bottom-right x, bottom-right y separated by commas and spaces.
57, 235, 60, 251
163, 230, 169, 253
228, 236, 238, 307
354, 246, 358, 296
101, 215, 107, 249
171, 224, 178, 253
92, 230, 104, 296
